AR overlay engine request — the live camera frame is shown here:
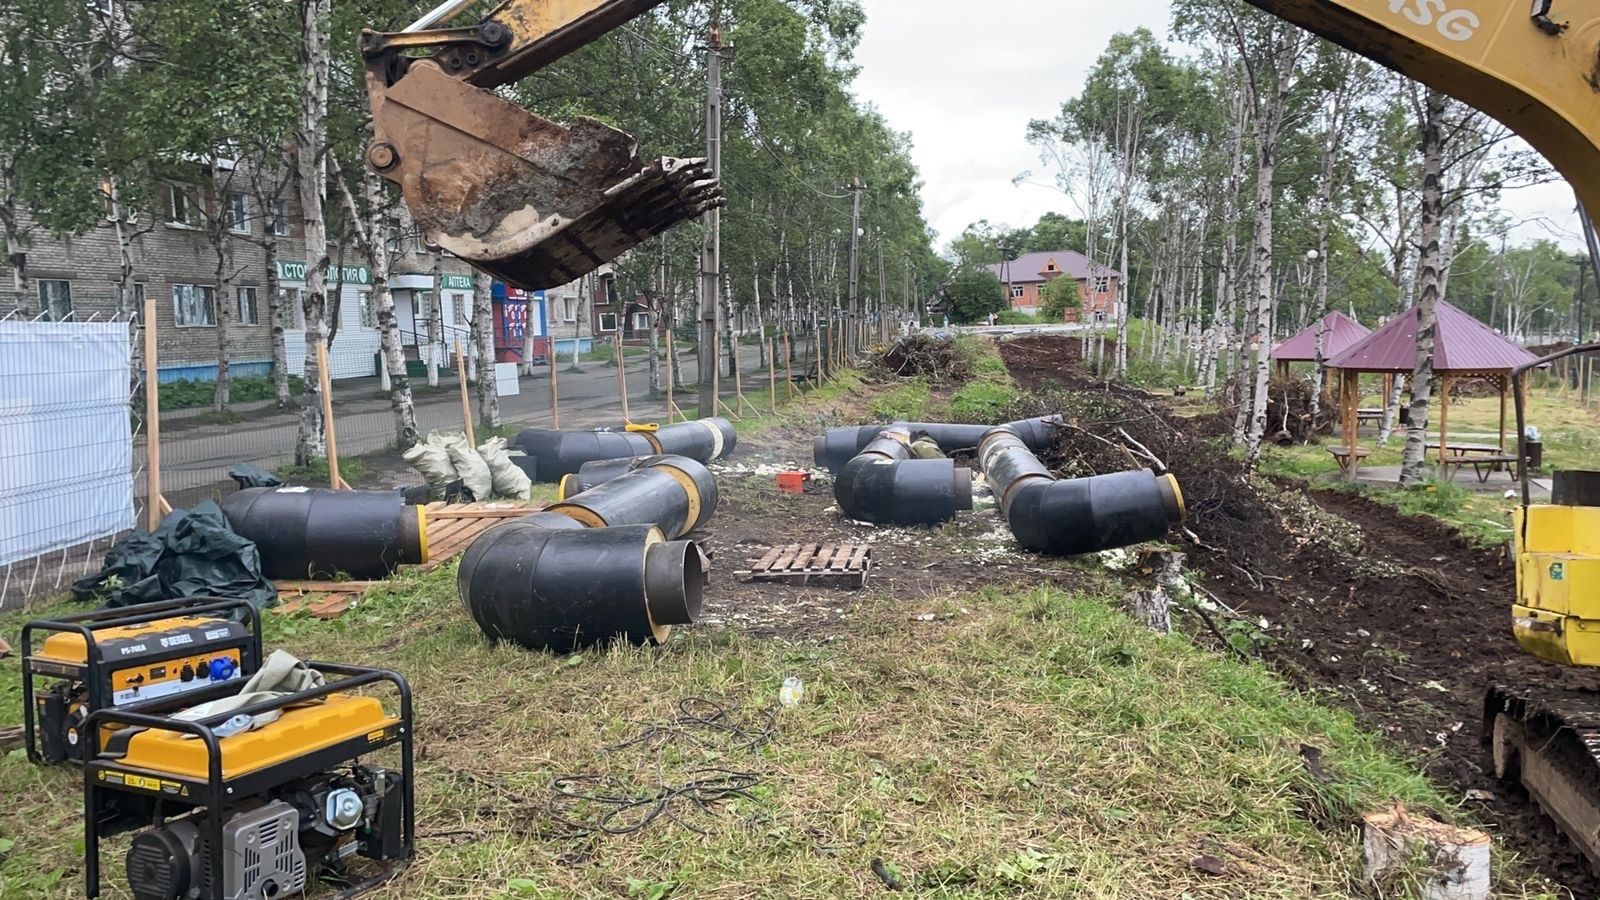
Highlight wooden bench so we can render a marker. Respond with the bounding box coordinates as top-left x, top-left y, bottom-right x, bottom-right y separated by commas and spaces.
1328, 446, 1370, 473
1443, 454, 1519, 484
